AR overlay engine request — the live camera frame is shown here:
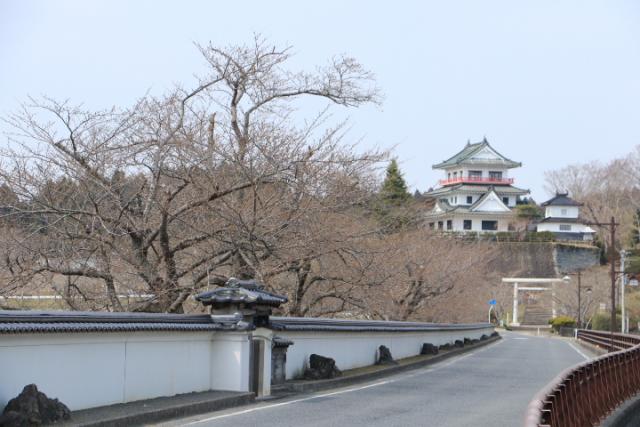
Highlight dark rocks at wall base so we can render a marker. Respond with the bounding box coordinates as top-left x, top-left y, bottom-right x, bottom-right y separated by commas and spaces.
376, 345, 398, 365
491, 331, 499, 338
420, 343, 439, 355
463, 338, 472, 345
304, 354, 342, 380
439, 343, 452, 351
480, 334, 489, 341
454, 340, 464, 348
0, 384, 71, 426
